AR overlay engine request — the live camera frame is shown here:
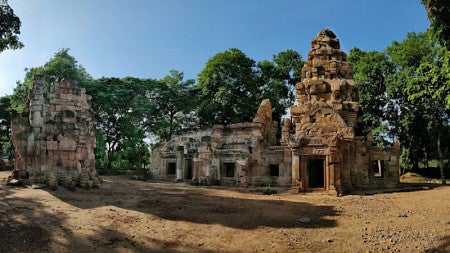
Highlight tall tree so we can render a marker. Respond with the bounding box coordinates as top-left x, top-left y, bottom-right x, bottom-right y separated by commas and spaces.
151, 70, 195, 141
348, 48, 394, 144
384, 32, 434, 171
87, 77, 157, 171
0, 0, 23, 53
385, 30, 449, 183
421, 0, 450, 110
196, 48, 260, 127
405, 36, 449, 184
